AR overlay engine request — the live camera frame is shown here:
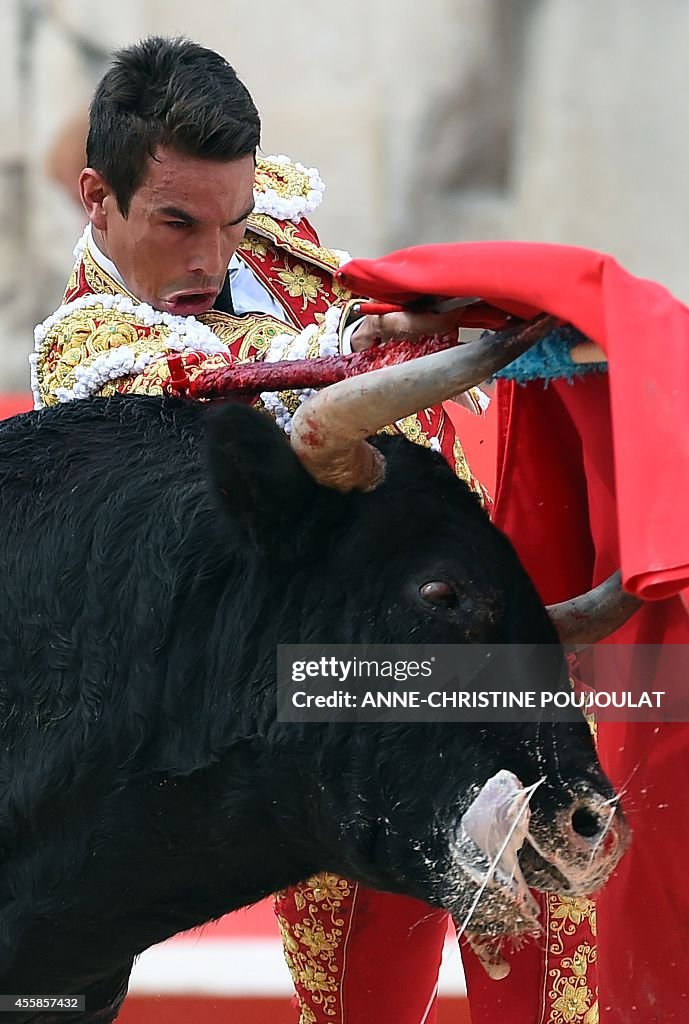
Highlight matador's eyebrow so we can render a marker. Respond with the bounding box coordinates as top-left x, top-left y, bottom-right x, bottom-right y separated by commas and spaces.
157, 201, 255, 226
